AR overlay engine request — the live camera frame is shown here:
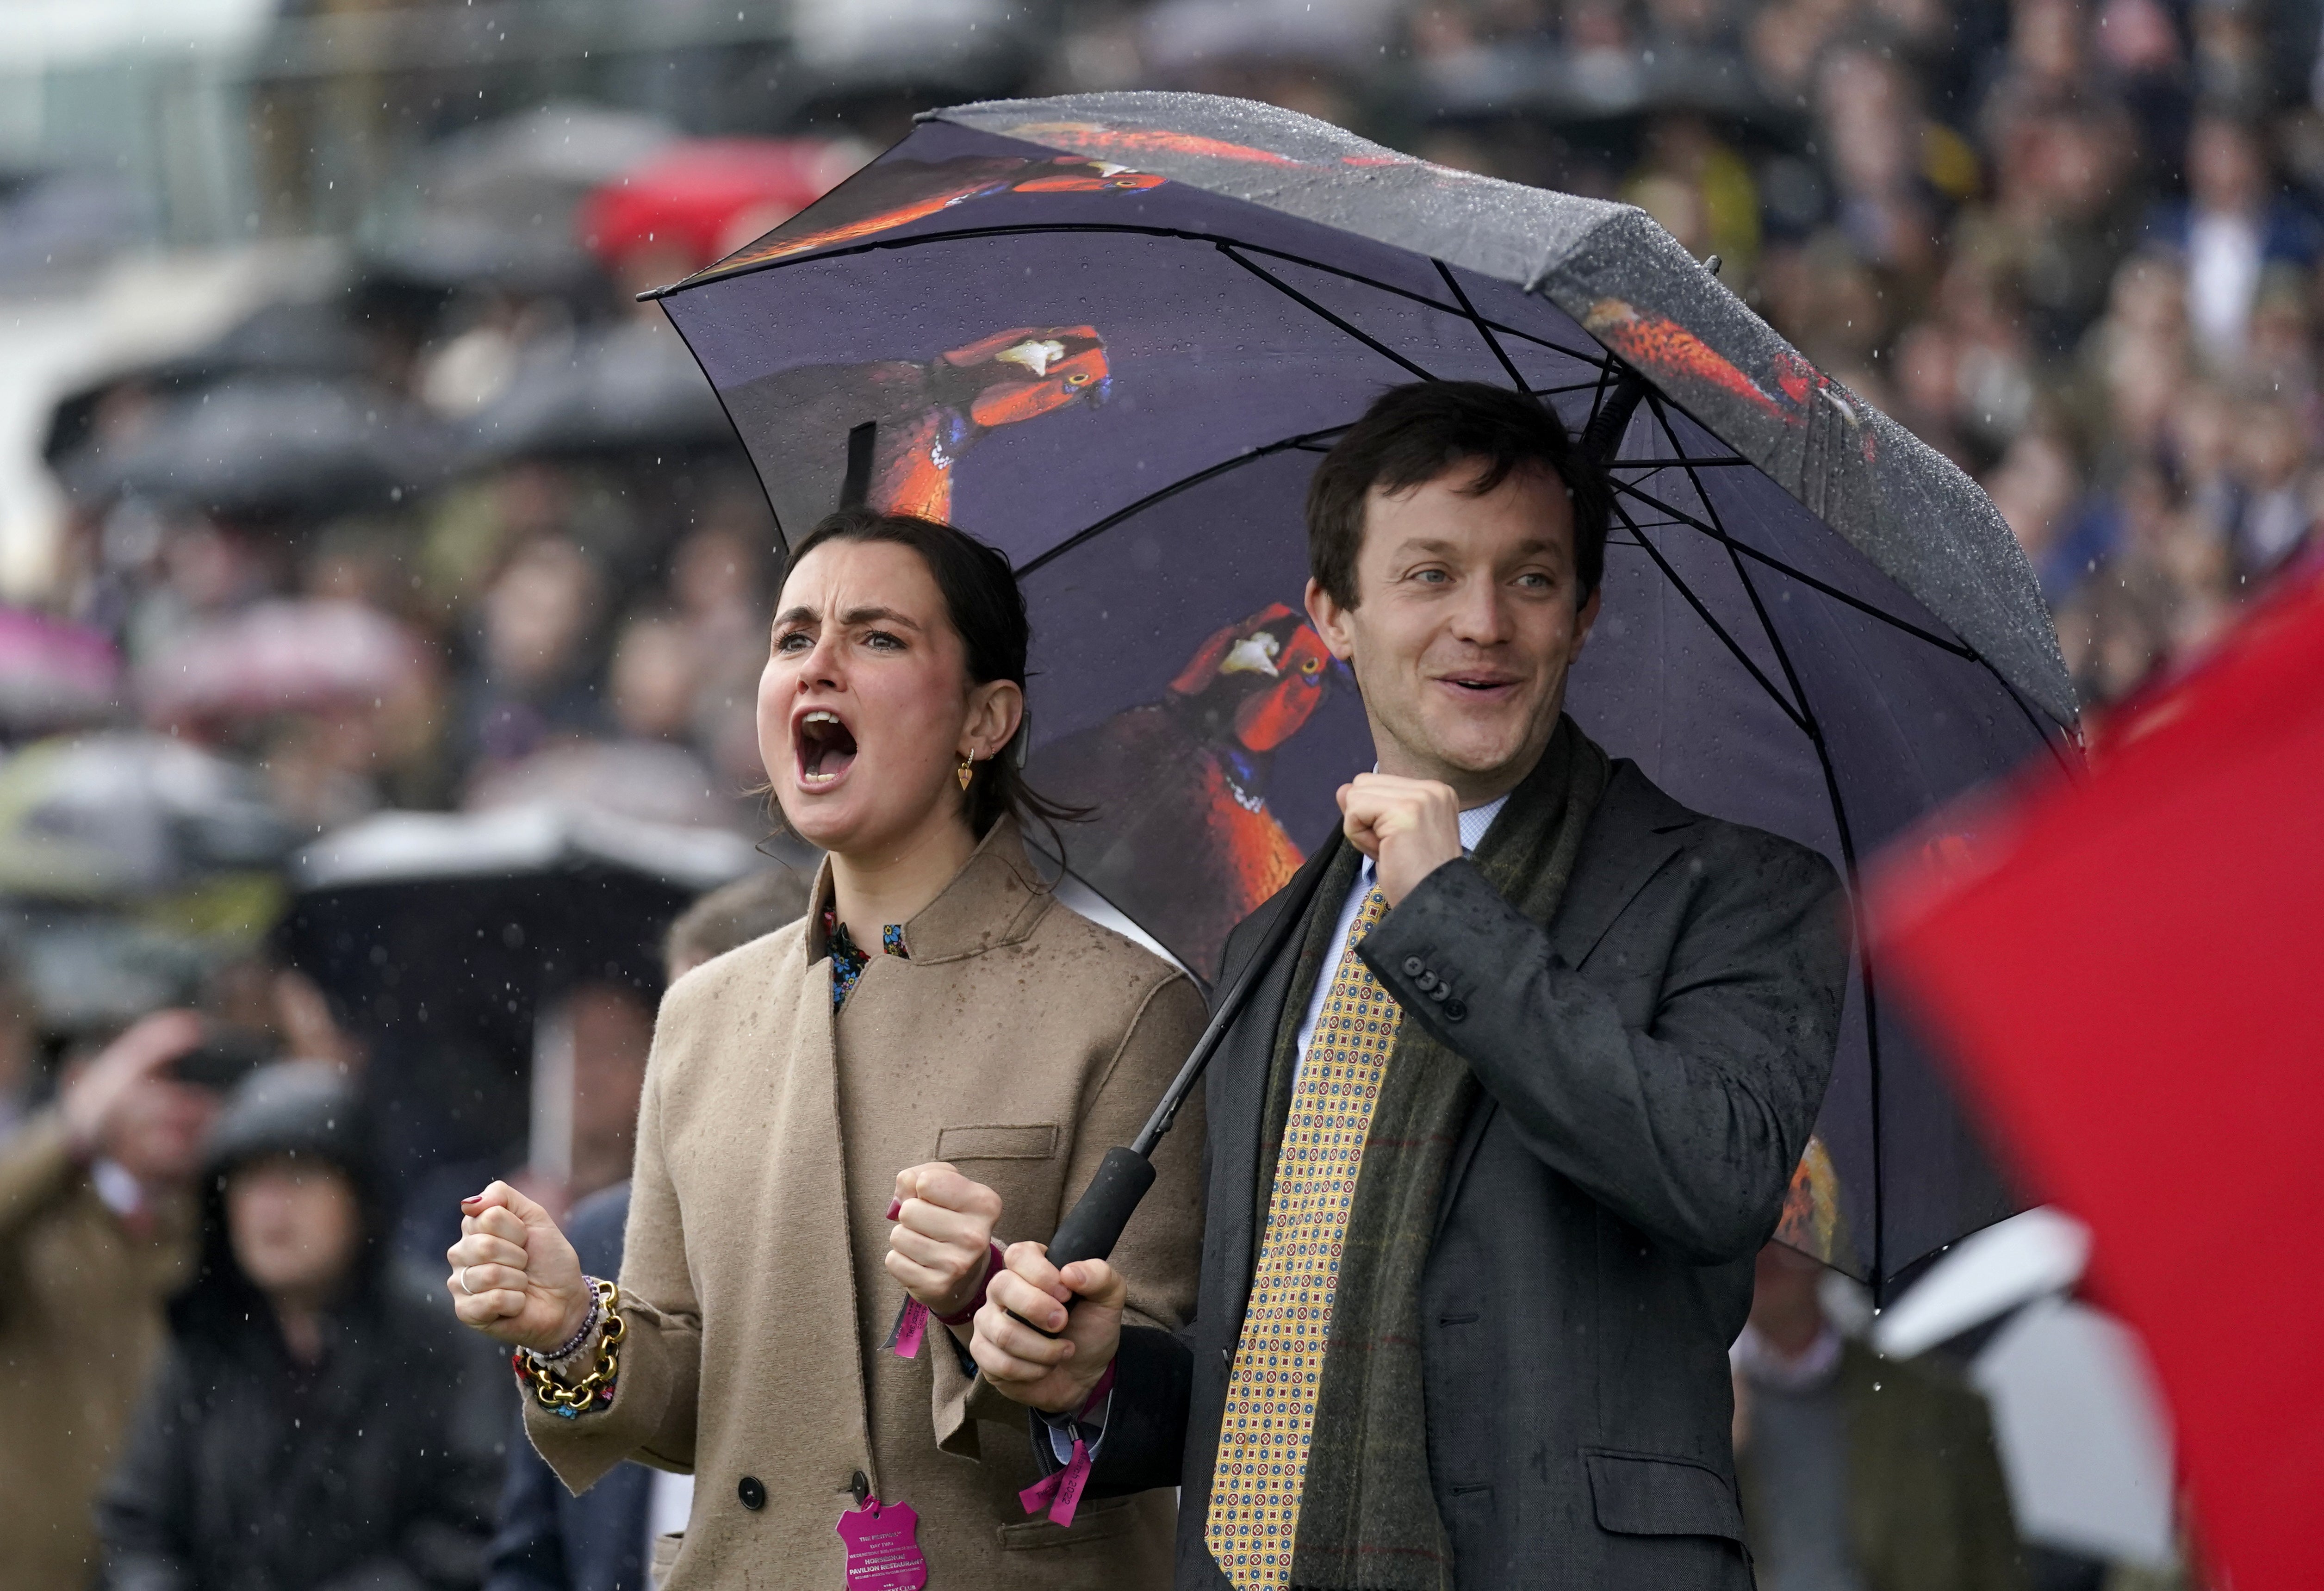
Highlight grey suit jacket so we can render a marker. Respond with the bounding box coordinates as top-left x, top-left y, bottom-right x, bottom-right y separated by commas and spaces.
1087, 758, 1850, 1590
